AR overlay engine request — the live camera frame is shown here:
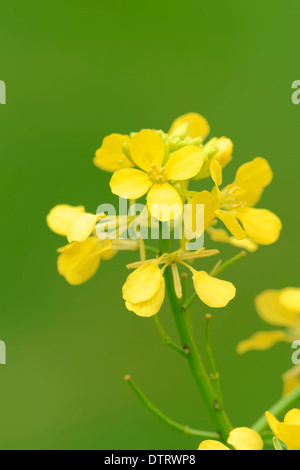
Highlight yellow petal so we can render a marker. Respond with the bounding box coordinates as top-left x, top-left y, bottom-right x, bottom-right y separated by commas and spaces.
110, 168, 152, 199
122, 263, 163, 304
236, 207, 282, 245
130, 129, 165, 172
227, 427, 263, 450
94, 134, 132, 172
215, 211, 246, 240
210, 160, 223, 187
188, 191, 220, 229
169, 113, 210, 139
237, 331, 291, 355
125, 279, 165, 317
282, 365, 300, 396
207, 227, 258, 252
255, 290, 299, 328
284, 408, 300, 426
67, 213, 99, 242
164, 146, 204, 181
266, 411, 300, 450
230, 157, 273, 207
57, 237, 111, 285
192, 270, 236, 308
147, 183, 183, 222
194, 137, 233, 181
47, 204, 85, 236
198, 440, 230, 450
280, 288, 300, 312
